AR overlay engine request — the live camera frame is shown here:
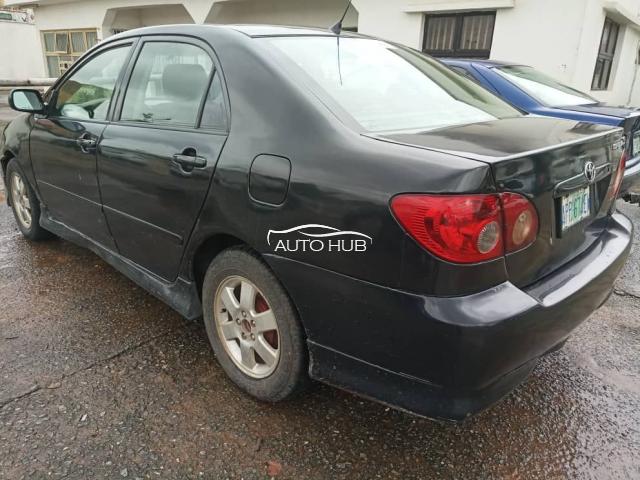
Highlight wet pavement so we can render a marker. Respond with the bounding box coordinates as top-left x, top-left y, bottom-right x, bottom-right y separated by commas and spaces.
0, 151, 639, 479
